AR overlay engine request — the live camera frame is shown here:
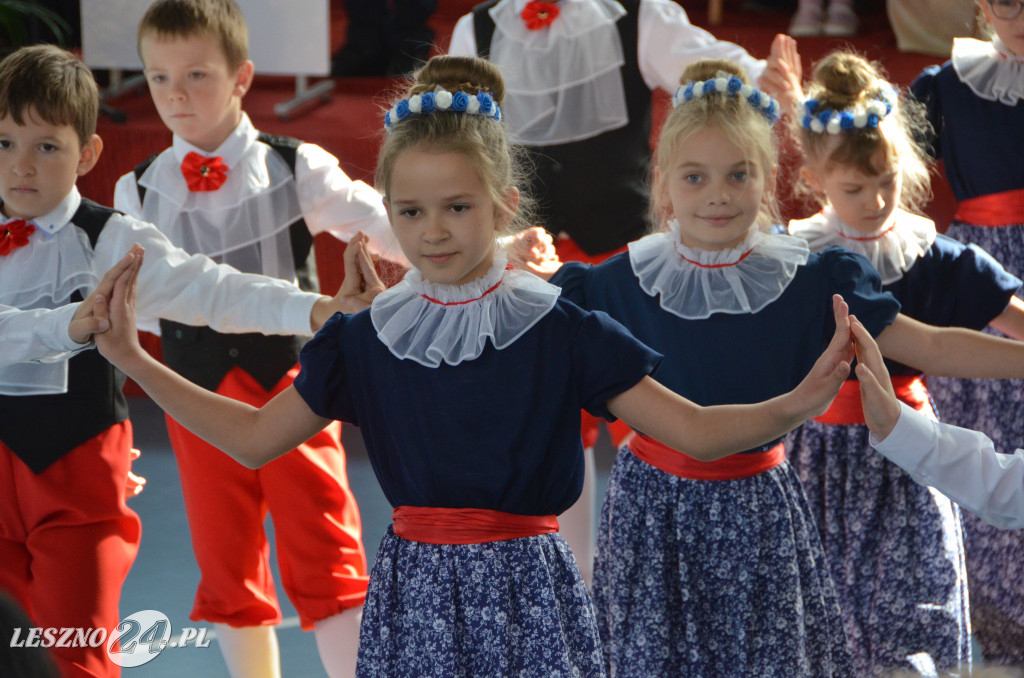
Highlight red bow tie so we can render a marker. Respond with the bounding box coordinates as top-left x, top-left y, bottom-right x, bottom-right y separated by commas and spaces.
181, 152, 229, 192
0, 219, 35, 256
